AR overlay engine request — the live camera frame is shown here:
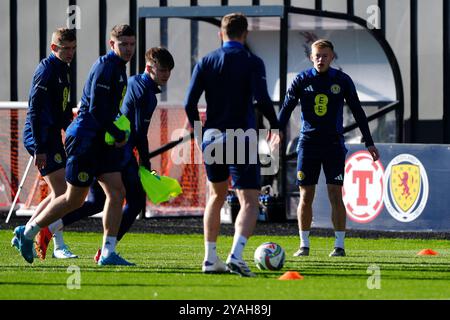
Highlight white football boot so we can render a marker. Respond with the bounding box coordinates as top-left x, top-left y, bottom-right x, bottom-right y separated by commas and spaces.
226, 254, 256, 277
202, 258, 228, 274
52, 245, 78, 259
